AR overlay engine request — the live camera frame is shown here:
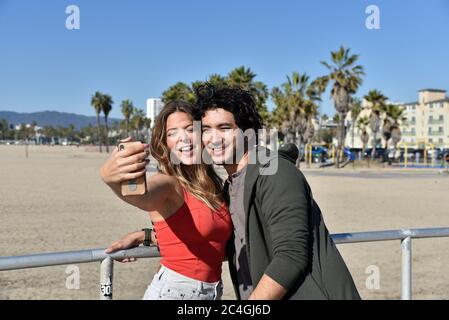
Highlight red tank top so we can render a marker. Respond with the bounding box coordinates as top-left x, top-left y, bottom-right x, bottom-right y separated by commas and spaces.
152, 188, 232, 283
